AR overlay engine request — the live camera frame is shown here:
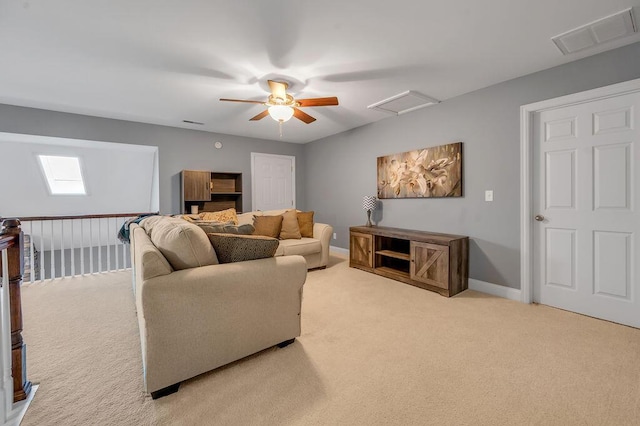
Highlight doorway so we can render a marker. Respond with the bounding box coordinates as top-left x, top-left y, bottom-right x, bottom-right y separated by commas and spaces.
251, 153, 296, 211
521, 79, 640, 328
